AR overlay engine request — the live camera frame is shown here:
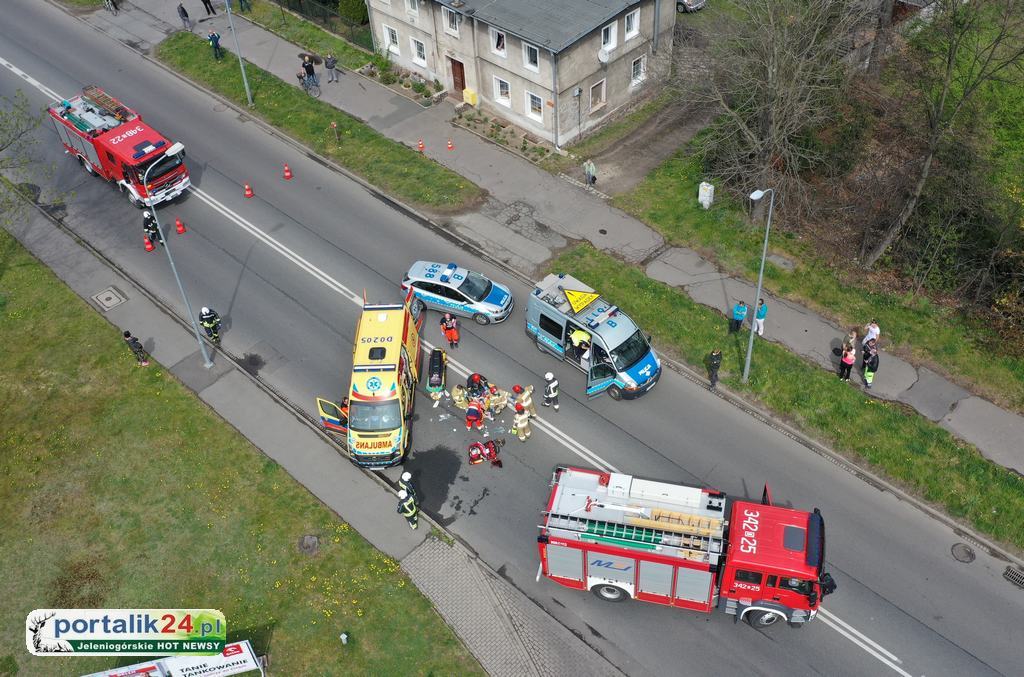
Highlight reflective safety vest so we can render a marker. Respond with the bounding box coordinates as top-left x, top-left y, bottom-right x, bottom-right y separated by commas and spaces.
398, 478, 417, 500
570, 329, 591, 347
517, 385, 534, 409
200, 311, 219, 328
544, 380, 559, 398
513, 411, 530, 430
398, 496, 418, 516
